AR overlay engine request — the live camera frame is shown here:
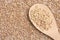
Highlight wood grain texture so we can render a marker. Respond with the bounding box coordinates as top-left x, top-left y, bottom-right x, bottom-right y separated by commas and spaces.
0, 0, 60, 40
